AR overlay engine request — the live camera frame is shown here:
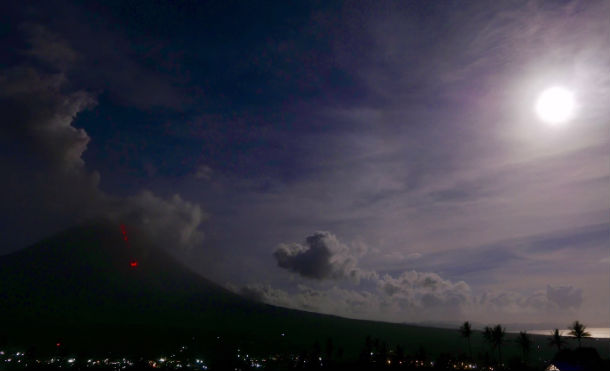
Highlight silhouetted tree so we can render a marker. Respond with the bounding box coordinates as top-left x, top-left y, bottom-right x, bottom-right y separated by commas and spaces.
297, 350, 308, 369
436, 353, 454, 369
374, 340, 389, 365
312, 340, 321, 368
380, 340, 389, 361
415, 344, 427, 362
568, 321, 591, 348
336, 347, 343, 360
394, 344, 405, 362
492, 325, 506, 364
515, 331, 531, 364
324, 337, 334, 365
548, 329, 566, 351
483, 325, 505, 364
459, 321, 473, 359
483, 326, 494, 356
360, 335, 373, 364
